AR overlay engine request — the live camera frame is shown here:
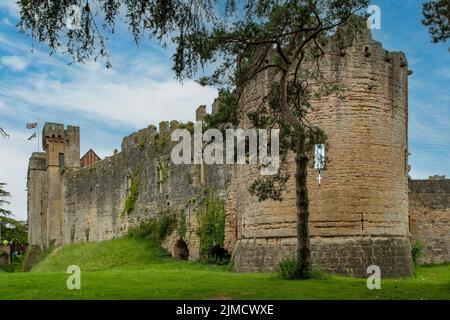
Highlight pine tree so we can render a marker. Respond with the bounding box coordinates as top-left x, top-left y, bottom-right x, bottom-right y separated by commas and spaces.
0, 183, 11, 217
